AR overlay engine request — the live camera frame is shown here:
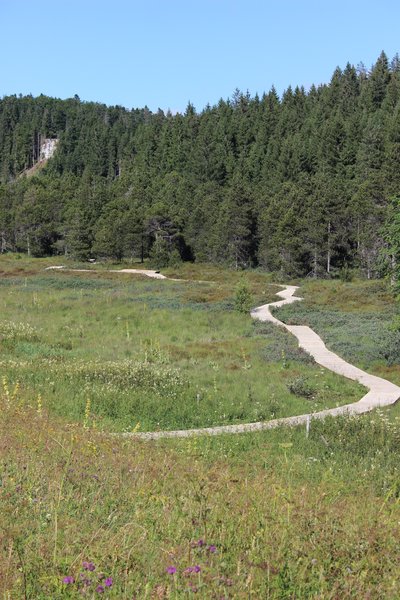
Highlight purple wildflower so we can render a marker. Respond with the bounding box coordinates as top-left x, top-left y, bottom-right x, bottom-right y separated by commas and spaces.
79, 573, 92, 586
104, 577, 113, 587
96, 584, 105, 593
83, 561, 96, 572
63, 576, 75, 584
184, 565, 201, 575
196, 539, 205, 547
208, 545, 217, 553
166, 566, 177, 574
